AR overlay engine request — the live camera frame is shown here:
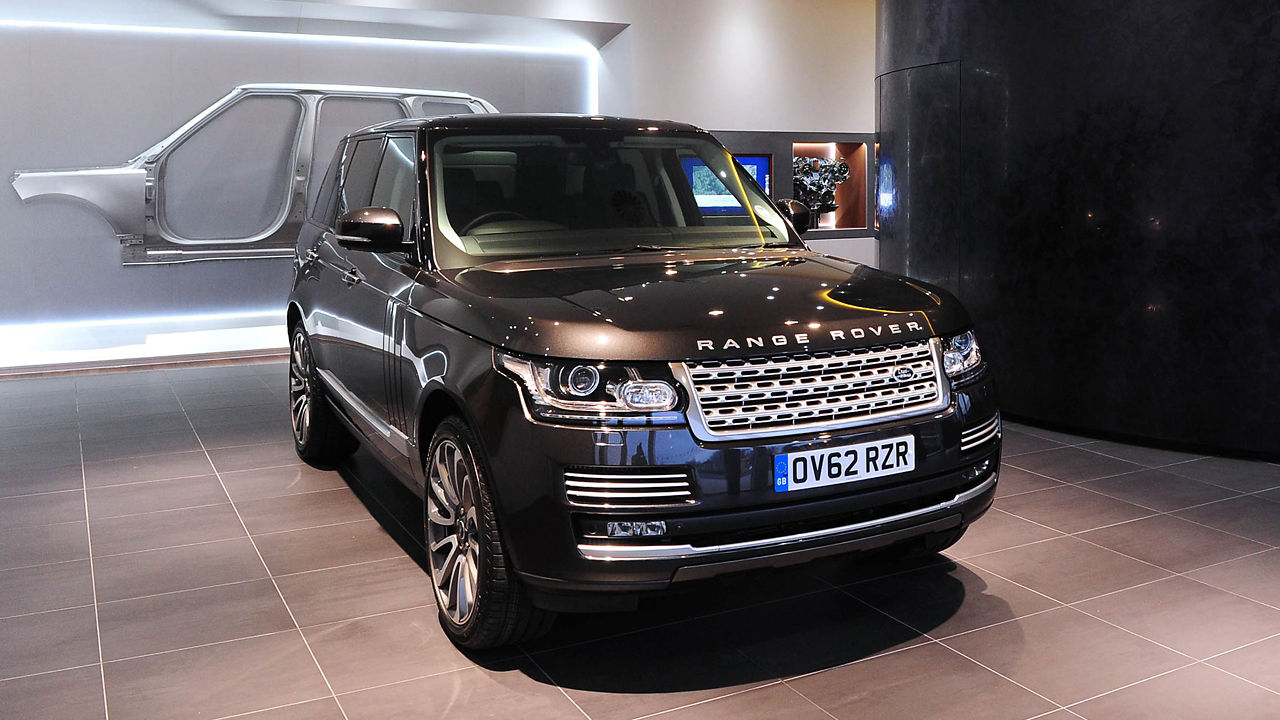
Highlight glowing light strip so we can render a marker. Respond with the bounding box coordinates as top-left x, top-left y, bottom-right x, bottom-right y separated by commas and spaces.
0, 18, 601, 113
0, 309, 282, 333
